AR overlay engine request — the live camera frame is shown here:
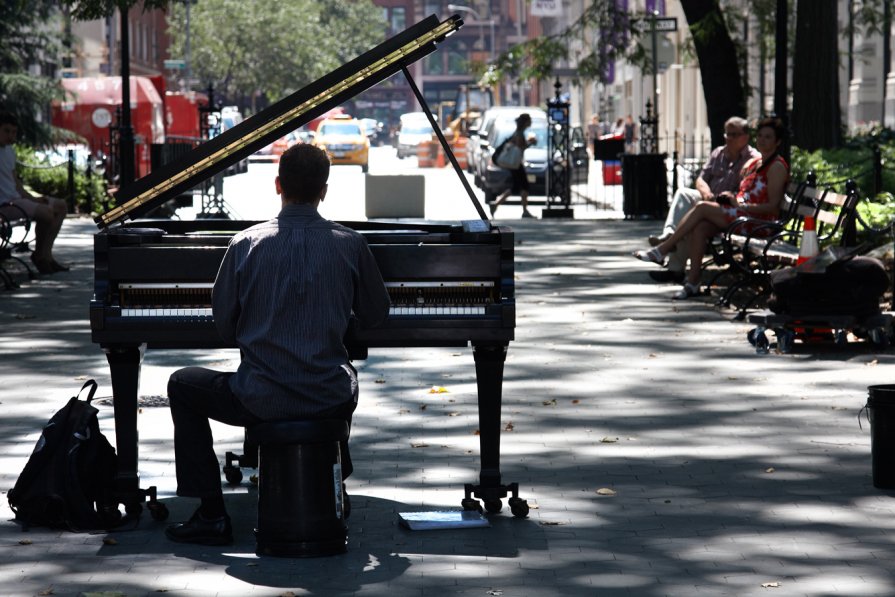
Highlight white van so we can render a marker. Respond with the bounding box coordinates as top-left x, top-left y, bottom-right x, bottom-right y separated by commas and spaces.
396, 112, 435, 159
